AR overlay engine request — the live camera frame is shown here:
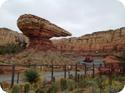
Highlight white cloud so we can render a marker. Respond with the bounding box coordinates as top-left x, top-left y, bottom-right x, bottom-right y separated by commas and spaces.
0, 0, 125, 37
